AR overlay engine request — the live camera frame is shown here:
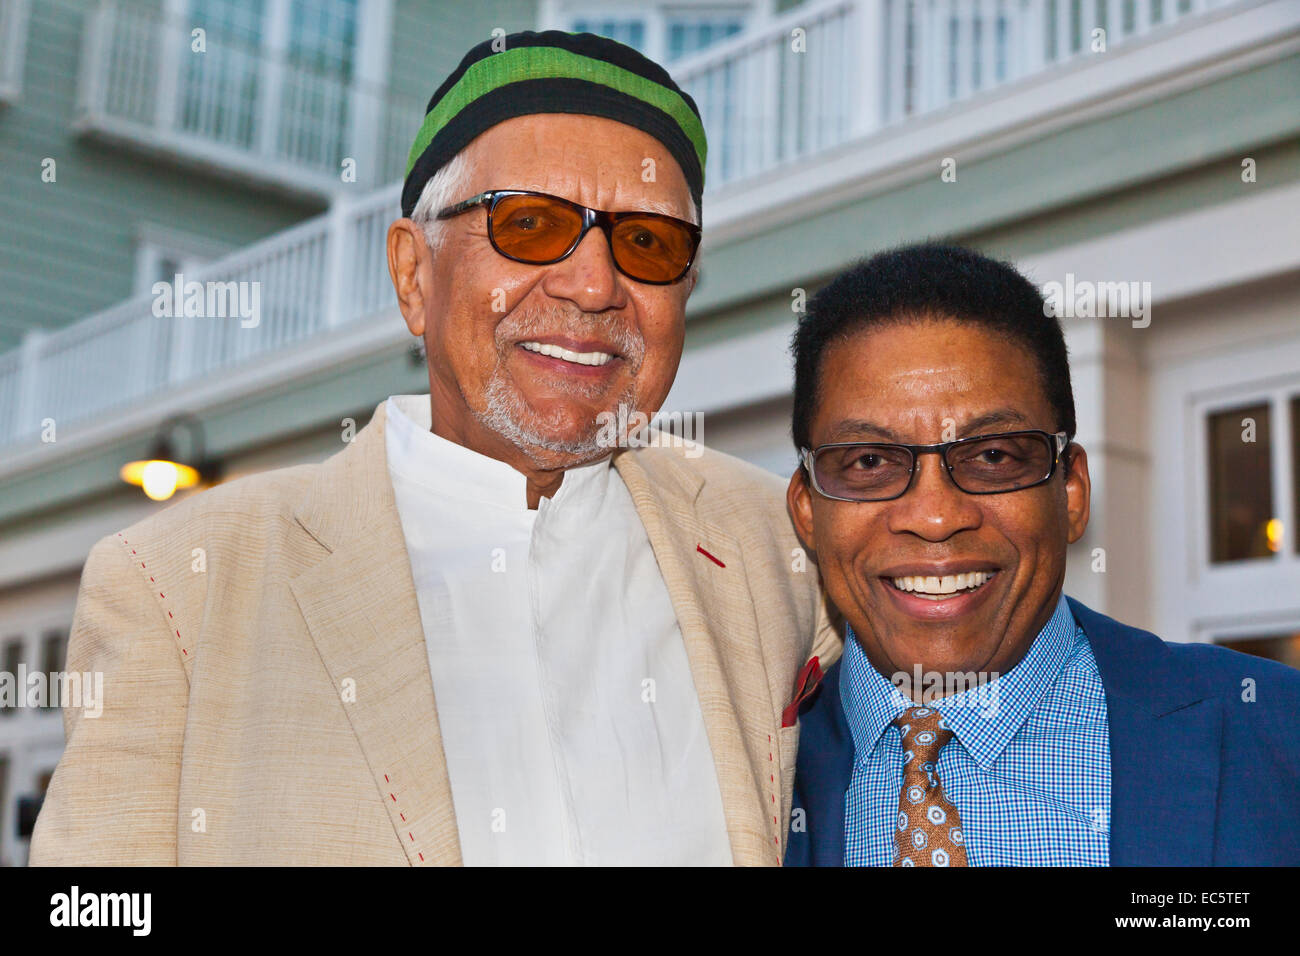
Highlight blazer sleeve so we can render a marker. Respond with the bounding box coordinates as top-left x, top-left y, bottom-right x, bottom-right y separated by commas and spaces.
28, 534, 190, 866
